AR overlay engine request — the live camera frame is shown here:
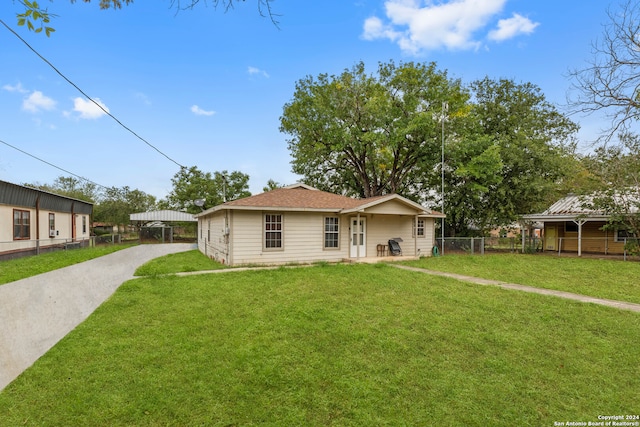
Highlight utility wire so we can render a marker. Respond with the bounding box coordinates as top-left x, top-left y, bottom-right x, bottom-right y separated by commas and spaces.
0, 19, 186, 169
0, 138, 110, 191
